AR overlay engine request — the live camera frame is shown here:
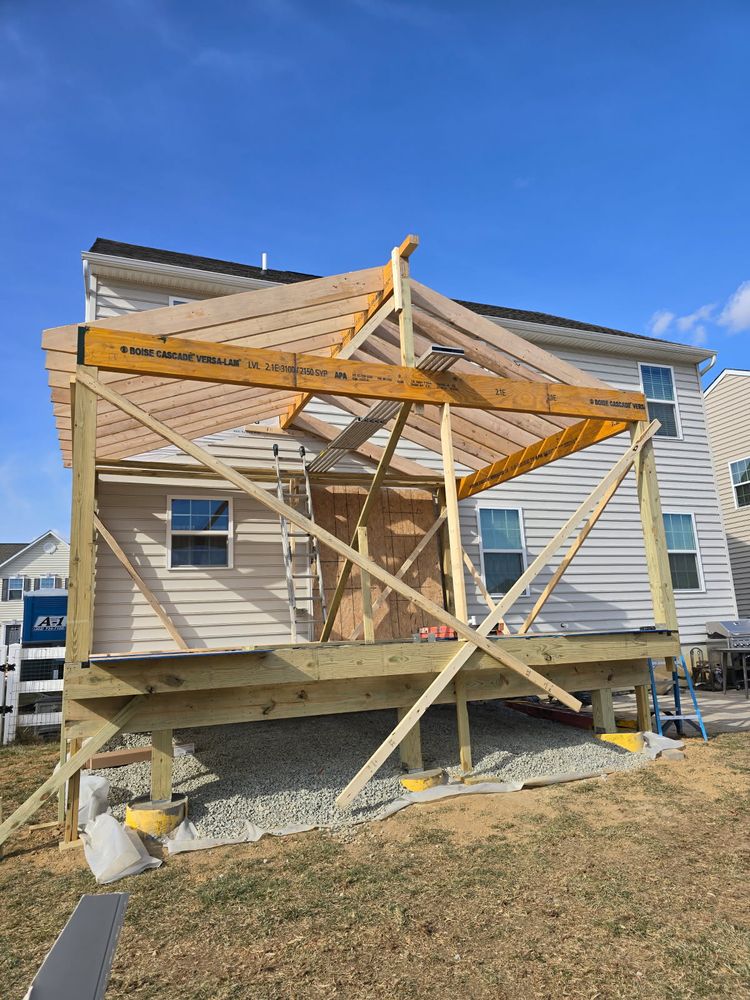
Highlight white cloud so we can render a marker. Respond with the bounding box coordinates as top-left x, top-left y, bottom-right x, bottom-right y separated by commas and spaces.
676, 303, 715, 332
649, 310, 674, 336
718, 280, 750, 334
690, 324, 708, 347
